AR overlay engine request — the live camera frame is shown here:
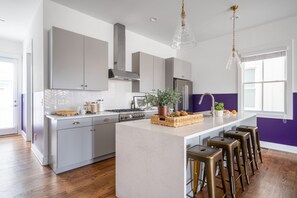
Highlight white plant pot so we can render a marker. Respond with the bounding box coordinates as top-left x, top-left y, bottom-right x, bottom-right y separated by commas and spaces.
215, 110, 224, 117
